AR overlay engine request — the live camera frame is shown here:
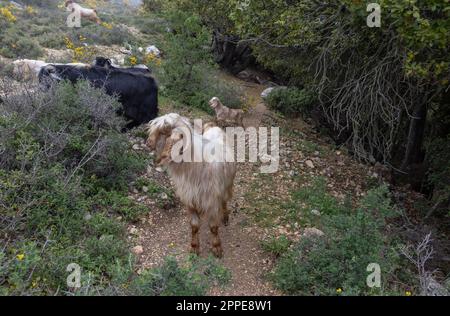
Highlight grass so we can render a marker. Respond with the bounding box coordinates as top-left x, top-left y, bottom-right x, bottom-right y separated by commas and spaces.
261, 235, 292, 257
296, 139, 325, 156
